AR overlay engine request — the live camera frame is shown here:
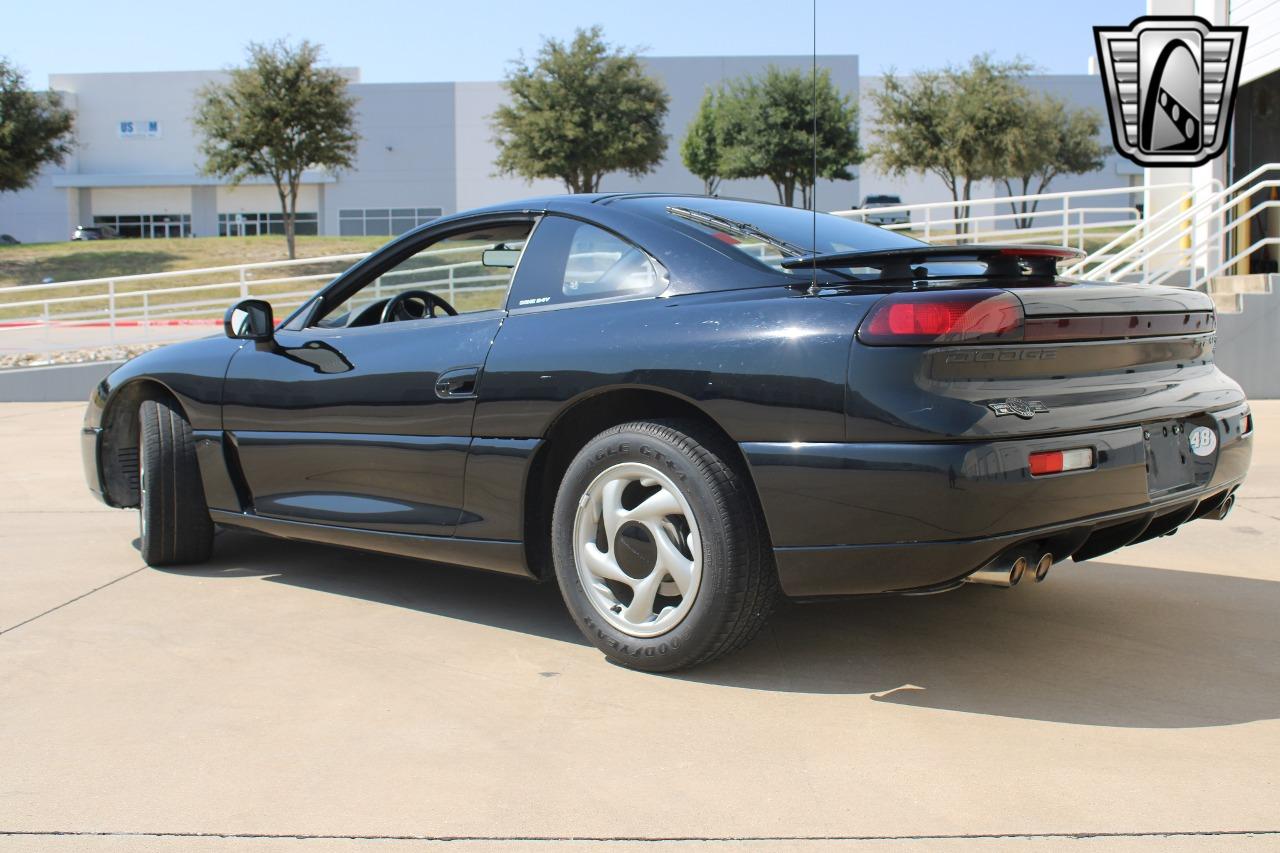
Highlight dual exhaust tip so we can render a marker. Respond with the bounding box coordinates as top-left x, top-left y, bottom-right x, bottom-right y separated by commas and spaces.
967, 551, 1053, 588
